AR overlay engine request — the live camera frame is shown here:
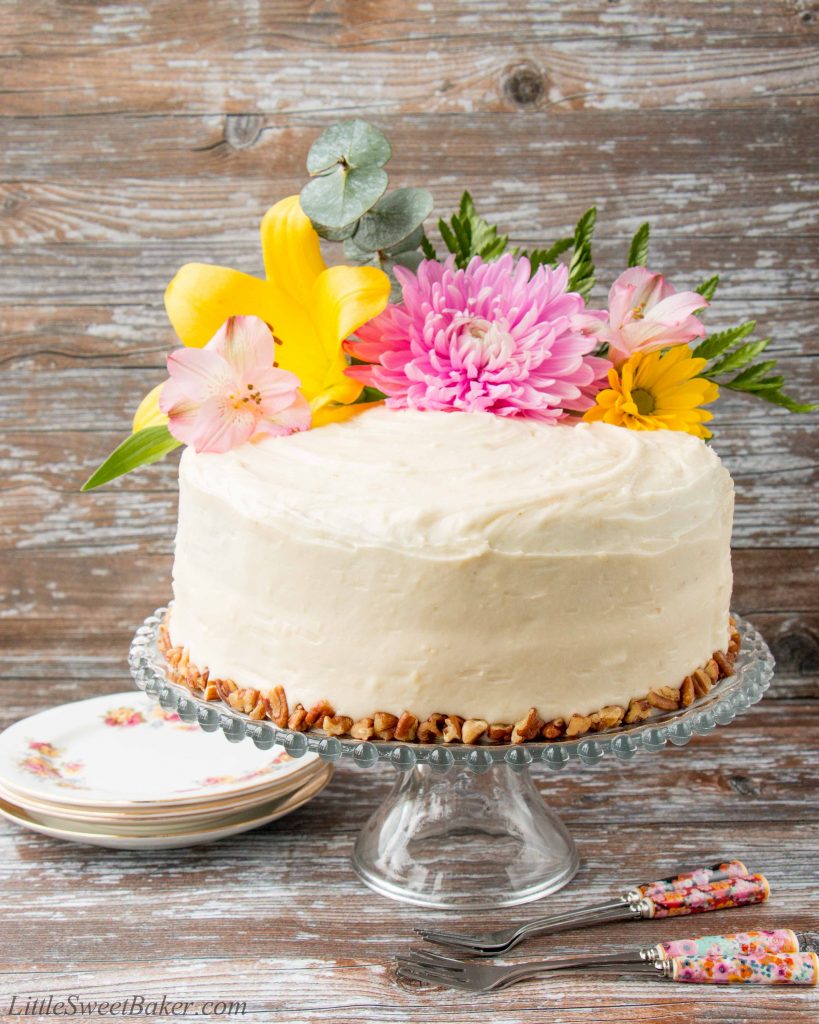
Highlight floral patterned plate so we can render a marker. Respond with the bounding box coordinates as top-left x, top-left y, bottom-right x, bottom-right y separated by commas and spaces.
0, 692, 319, 808
0, 764, 332, 849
